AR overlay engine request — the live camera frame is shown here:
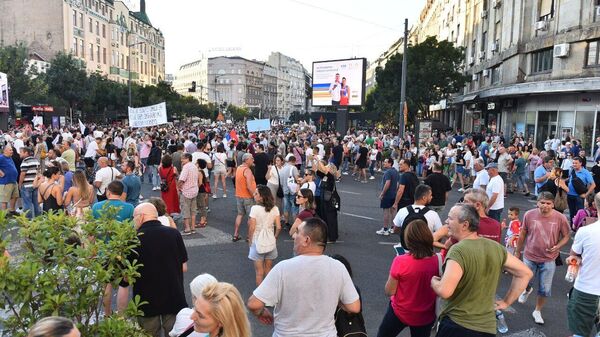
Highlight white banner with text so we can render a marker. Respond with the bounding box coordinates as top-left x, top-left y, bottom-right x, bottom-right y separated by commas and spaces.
128, 102, 168, 128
